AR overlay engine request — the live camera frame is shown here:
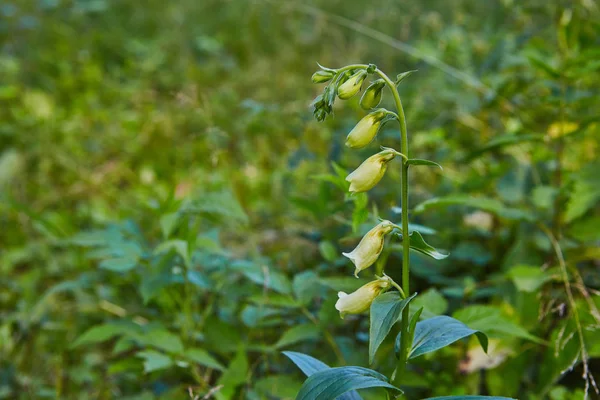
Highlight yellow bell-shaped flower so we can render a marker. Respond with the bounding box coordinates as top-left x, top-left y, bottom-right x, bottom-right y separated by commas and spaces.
345, 110, 387, 149
342, 220, 397, 277
346, 147, 402, 193
337, 70, 367, 100
335, 276, 391, 318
